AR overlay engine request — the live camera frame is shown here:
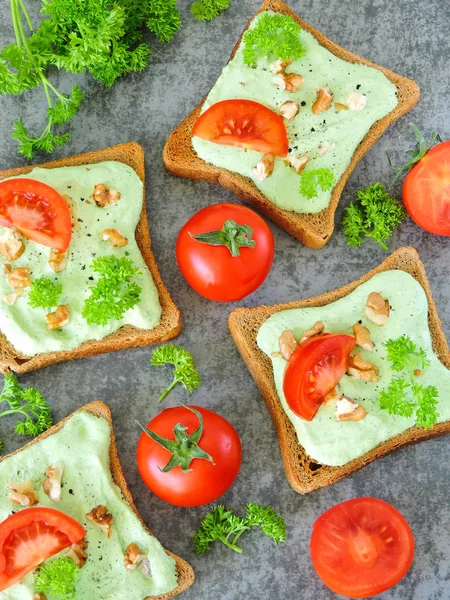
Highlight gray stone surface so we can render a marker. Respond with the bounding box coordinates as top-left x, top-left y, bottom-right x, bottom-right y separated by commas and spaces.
1, 0, 450, 598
